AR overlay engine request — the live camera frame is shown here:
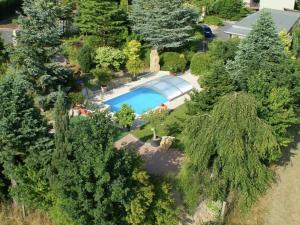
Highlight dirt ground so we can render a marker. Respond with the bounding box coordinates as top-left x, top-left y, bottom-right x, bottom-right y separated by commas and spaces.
227, 131, 300, 225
